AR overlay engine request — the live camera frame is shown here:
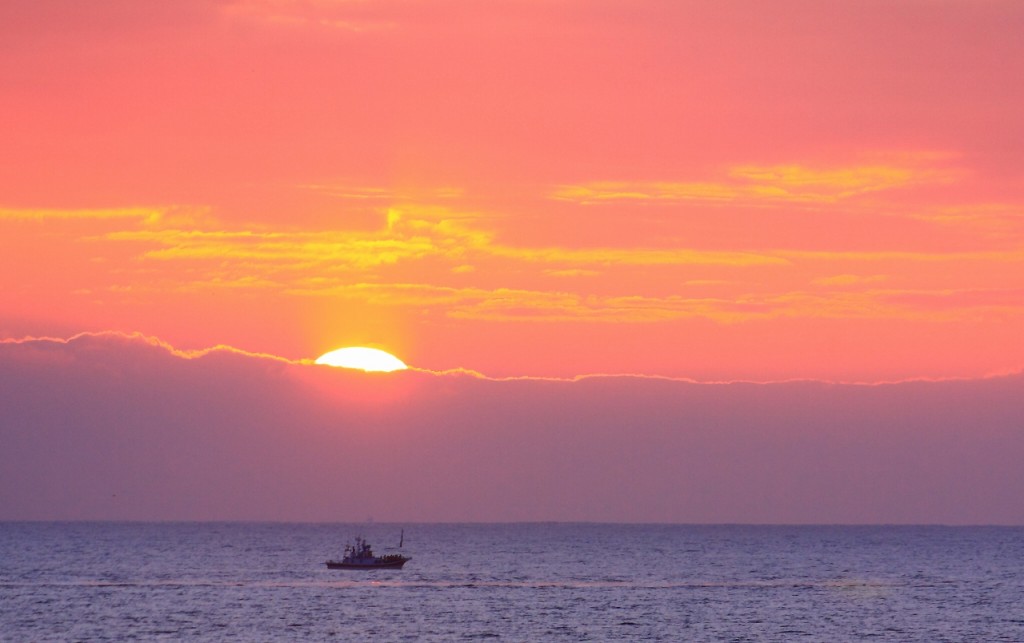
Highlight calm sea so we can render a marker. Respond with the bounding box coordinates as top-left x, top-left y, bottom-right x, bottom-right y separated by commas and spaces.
2, 523, 1023, 641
